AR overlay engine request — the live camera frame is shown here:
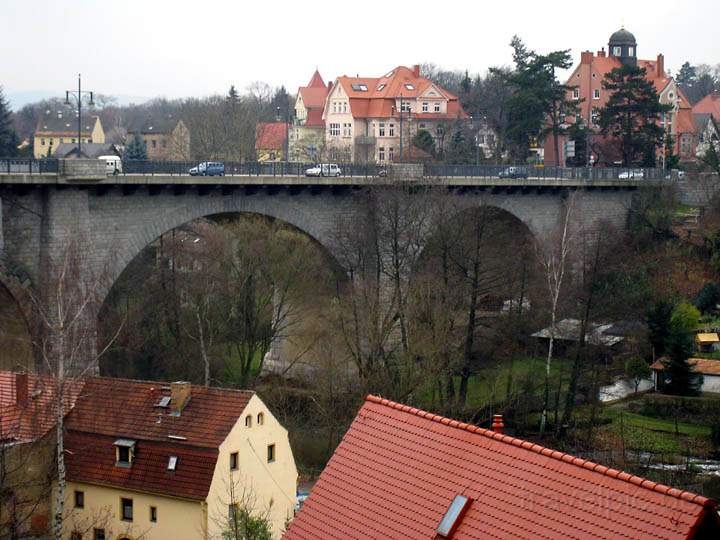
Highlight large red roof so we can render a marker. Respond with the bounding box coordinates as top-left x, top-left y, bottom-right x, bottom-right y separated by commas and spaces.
285, 395, 718, 540
255, 122, 288, 151
693, 93, 720, 121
